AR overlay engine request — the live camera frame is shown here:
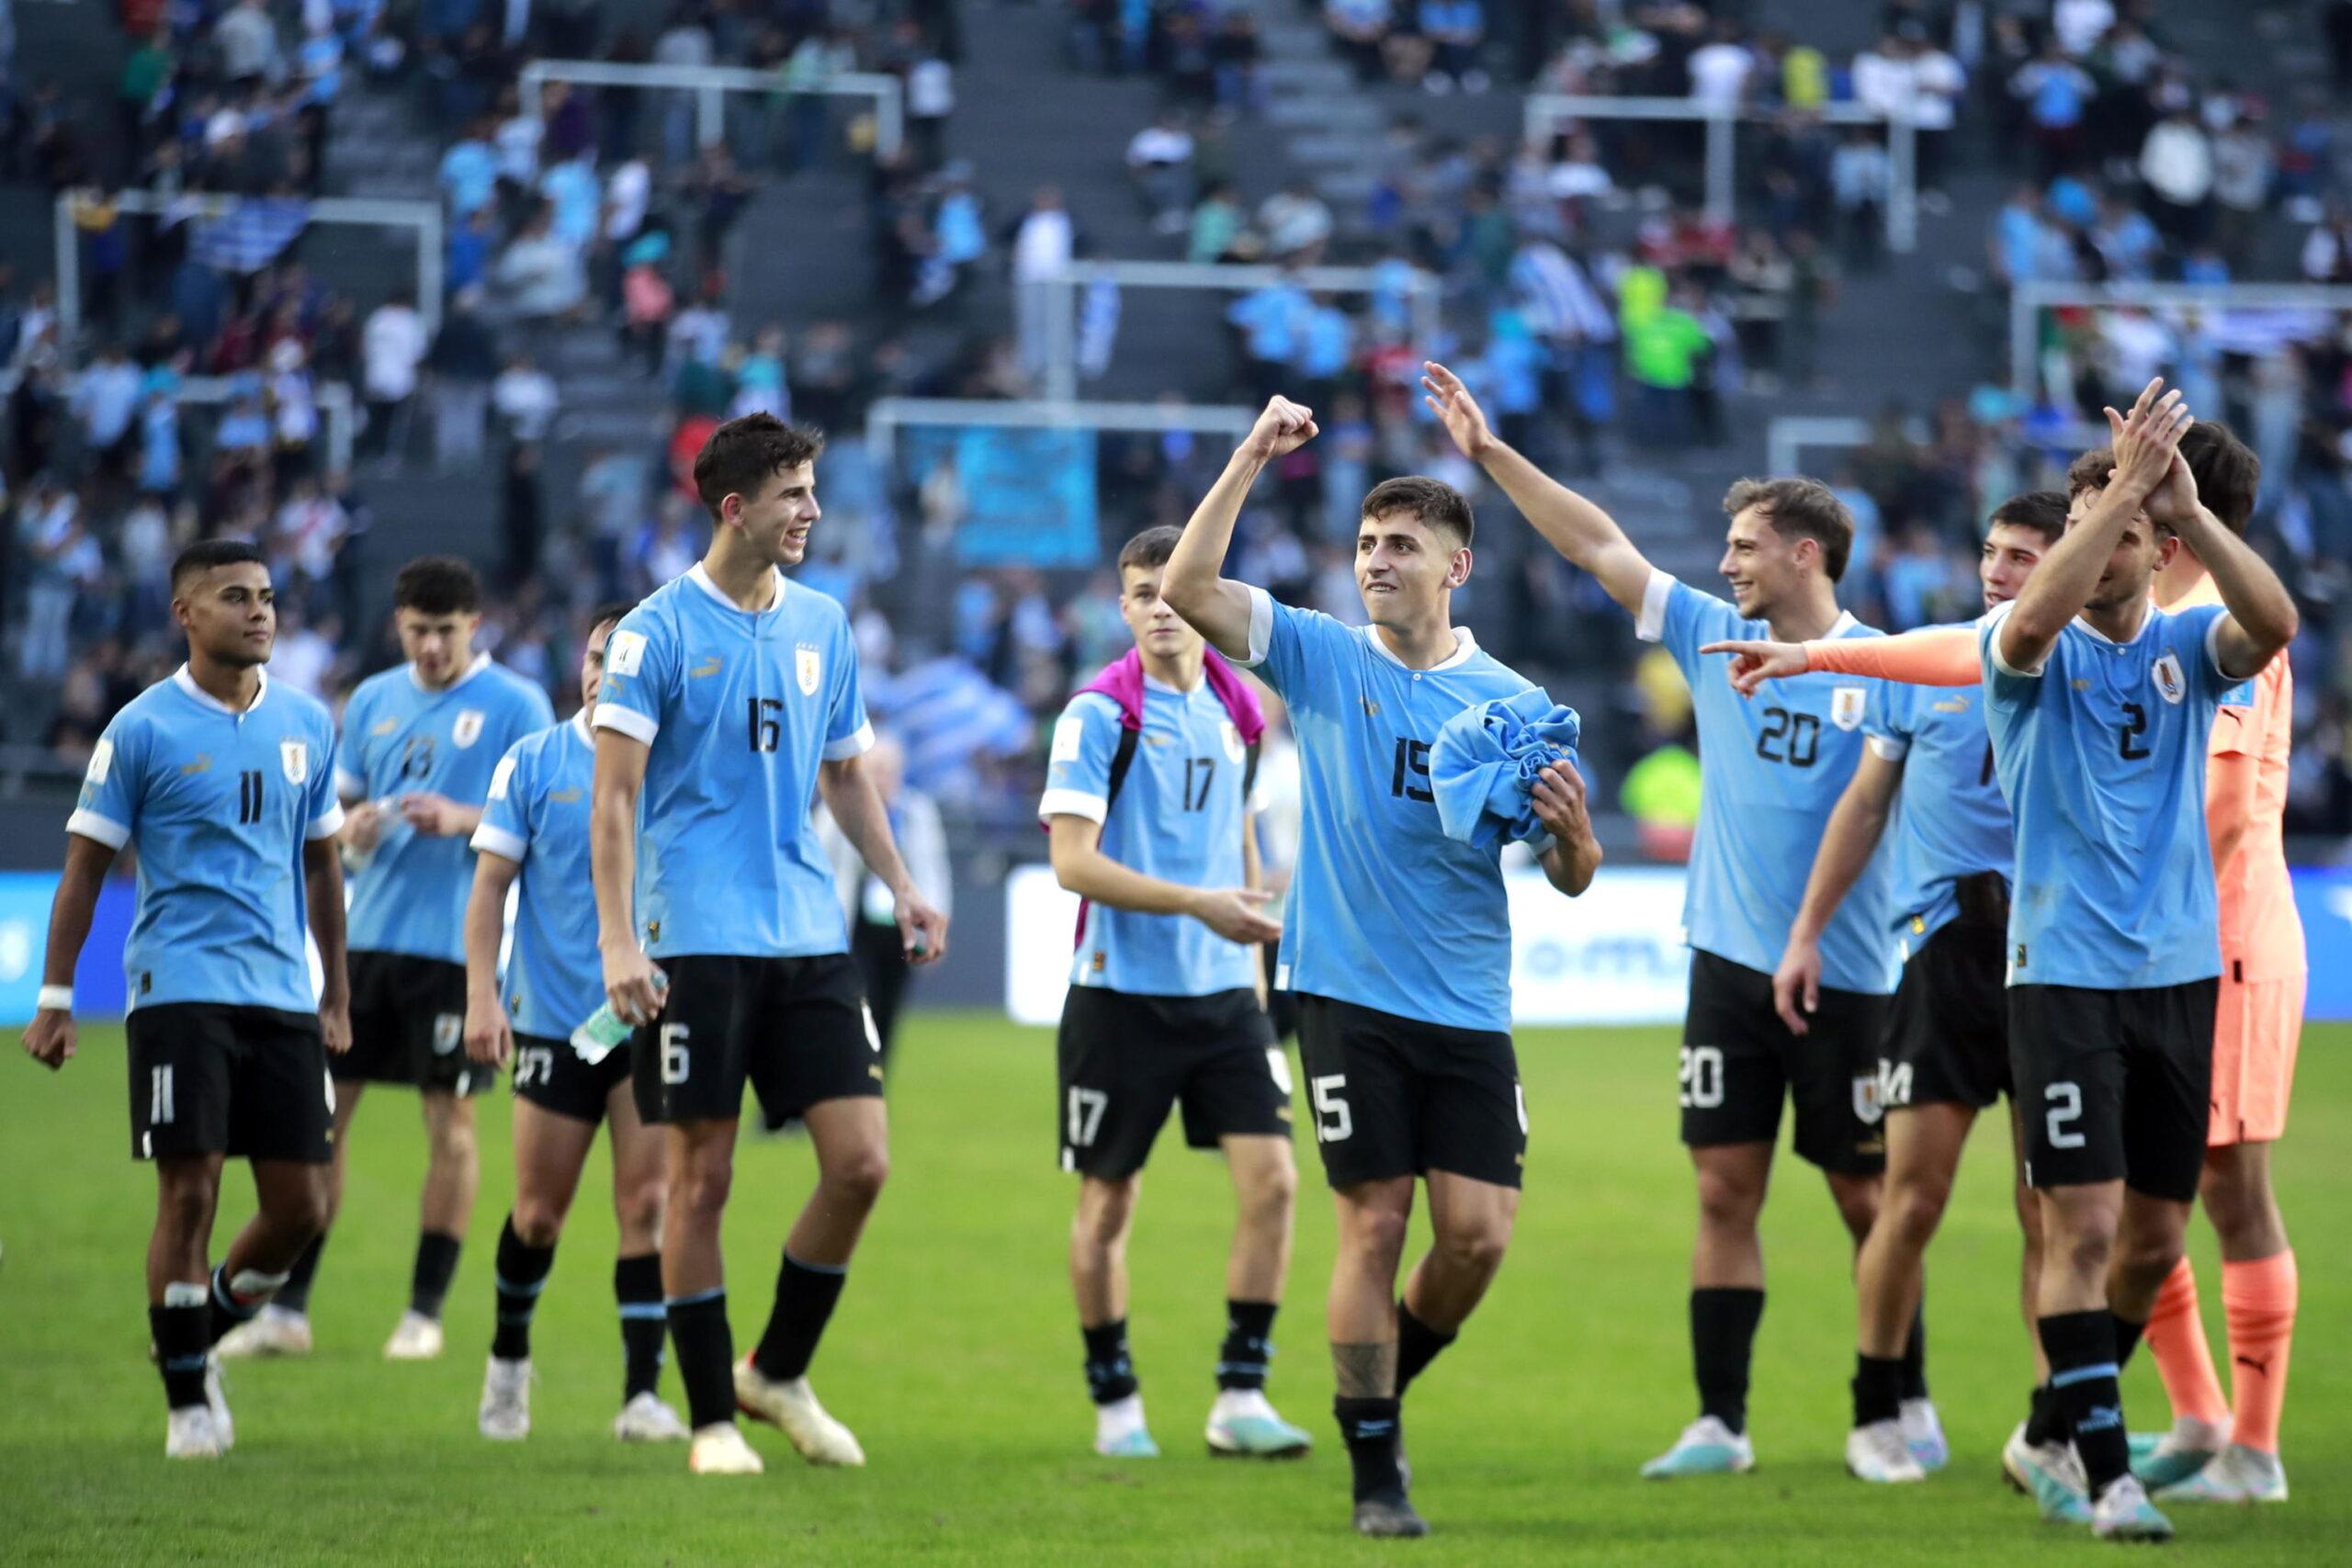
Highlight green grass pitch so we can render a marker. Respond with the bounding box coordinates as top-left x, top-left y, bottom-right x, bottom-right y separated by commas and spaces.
5, 1013, 2346, 1565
